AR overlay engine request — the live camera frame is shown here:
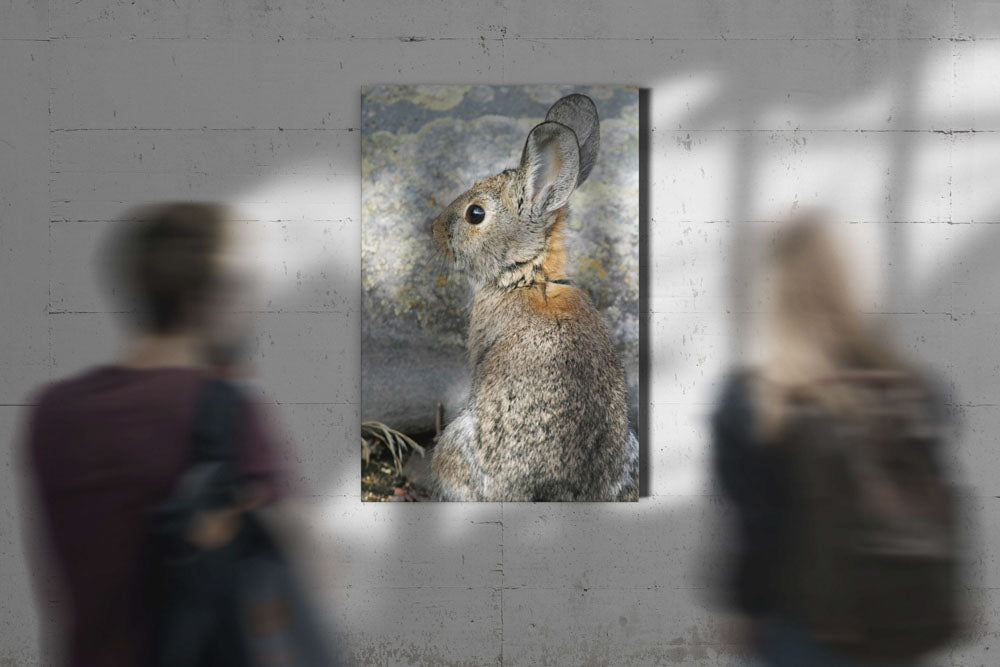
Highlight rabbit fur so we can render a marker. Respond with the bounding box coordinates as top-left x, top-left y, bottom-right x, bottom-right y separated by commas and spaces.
429, 93, 639, 502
